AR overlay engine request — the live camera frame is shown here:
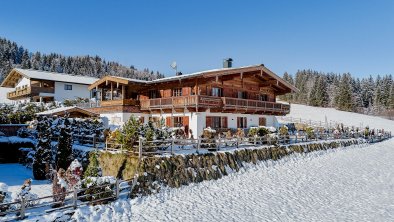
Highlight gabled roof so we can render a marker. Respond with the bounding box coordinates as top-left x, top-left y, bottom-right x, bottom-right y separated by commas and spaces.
1, 68, 99, 87
36, 106, 99, 117
88, 64, 299, 93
